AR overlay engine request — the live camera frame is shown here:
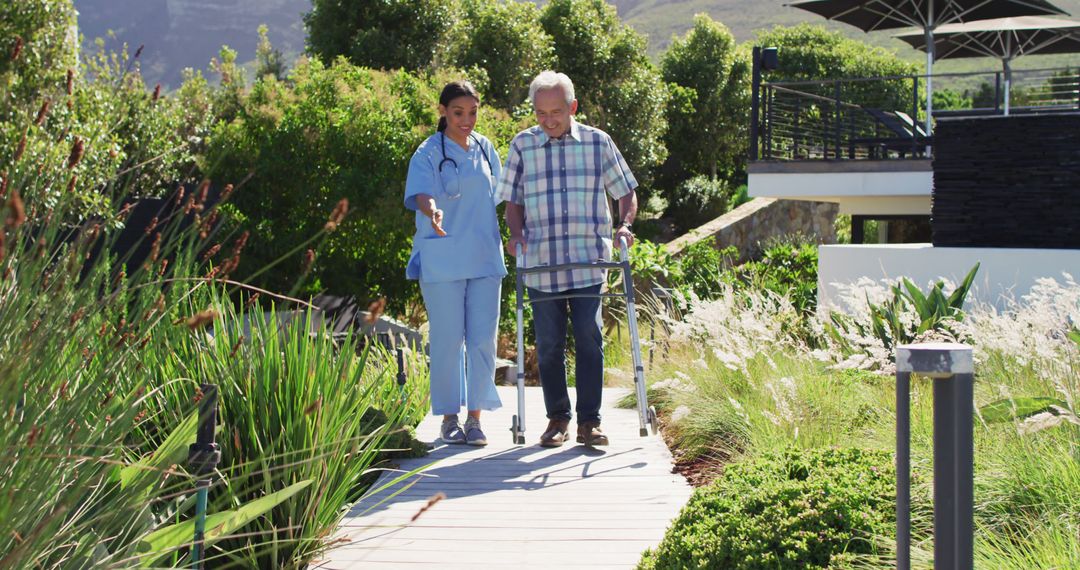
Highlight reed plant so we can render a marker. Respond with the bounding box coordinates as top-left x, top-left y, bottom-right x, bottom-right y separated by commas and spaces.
1, 28, 429, 569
